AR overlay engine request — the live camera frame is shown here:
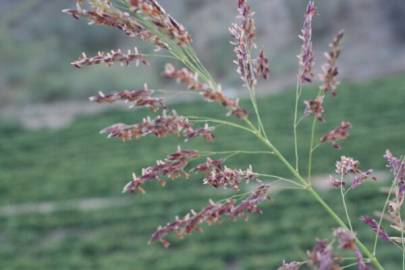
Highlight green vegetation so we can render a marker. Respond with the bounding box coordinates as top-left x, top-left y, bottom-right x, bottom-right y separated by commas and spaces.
0, 74, 404, 269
